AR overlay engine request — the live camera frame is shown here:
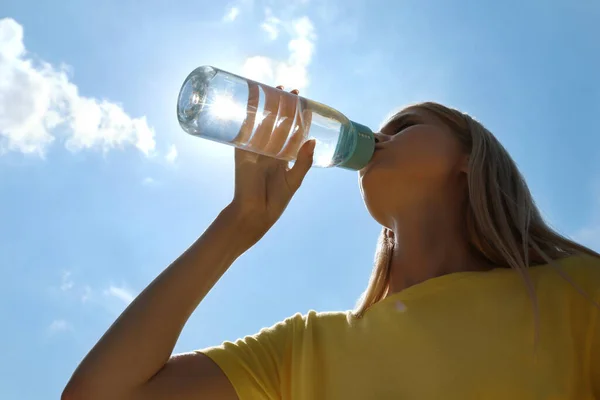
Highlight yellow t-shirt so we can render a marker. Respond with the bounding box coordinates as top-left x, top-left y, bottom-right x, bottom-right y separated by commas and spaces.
201, 256, 600, 399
